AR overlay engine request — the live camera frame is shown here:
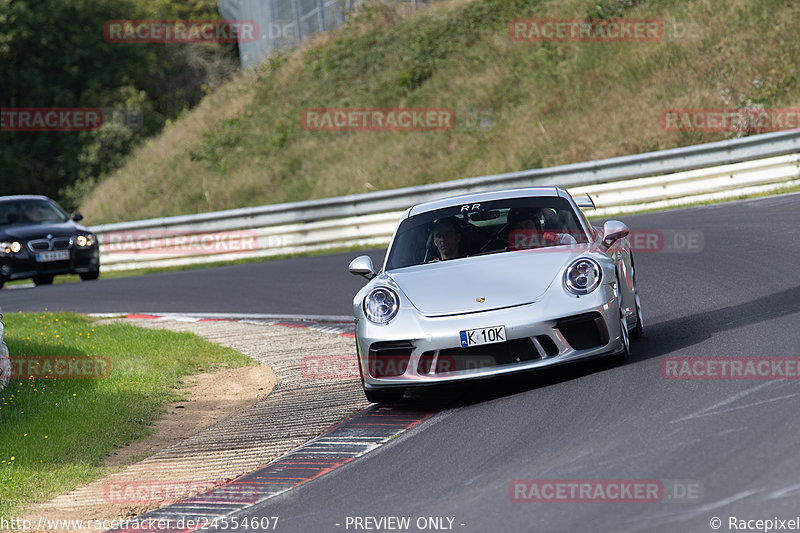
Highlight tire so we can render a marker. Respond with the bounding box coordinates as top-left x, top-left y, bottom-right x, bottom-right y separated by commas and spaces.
630, 292, 644, 340
364, 387, 404, 404
613, 308, 631, 363
80, 270, 100, 281
33, 275, 54, 286
629, 253, 643, 339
